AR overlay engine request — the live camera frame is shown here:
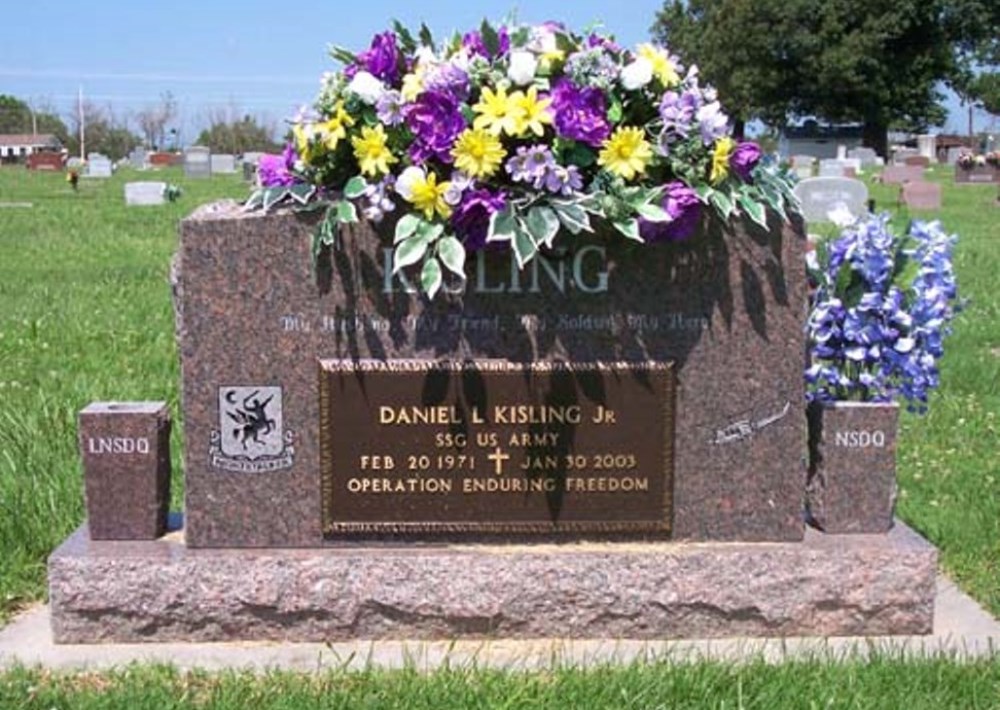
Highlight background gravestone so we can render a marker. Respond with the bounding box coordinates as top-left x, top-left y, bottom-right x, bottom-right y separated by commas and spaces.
790, 155, 815, 179
124, 181, 167, 206
85, 154, 112, 178
184, 146, 211, 179
793, 177, 869, 224
210, 153, 237, 174
901, 181, 942, 210
881, 165, 925, 184
847, 147, 880, 168
129, 148, 148, 170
